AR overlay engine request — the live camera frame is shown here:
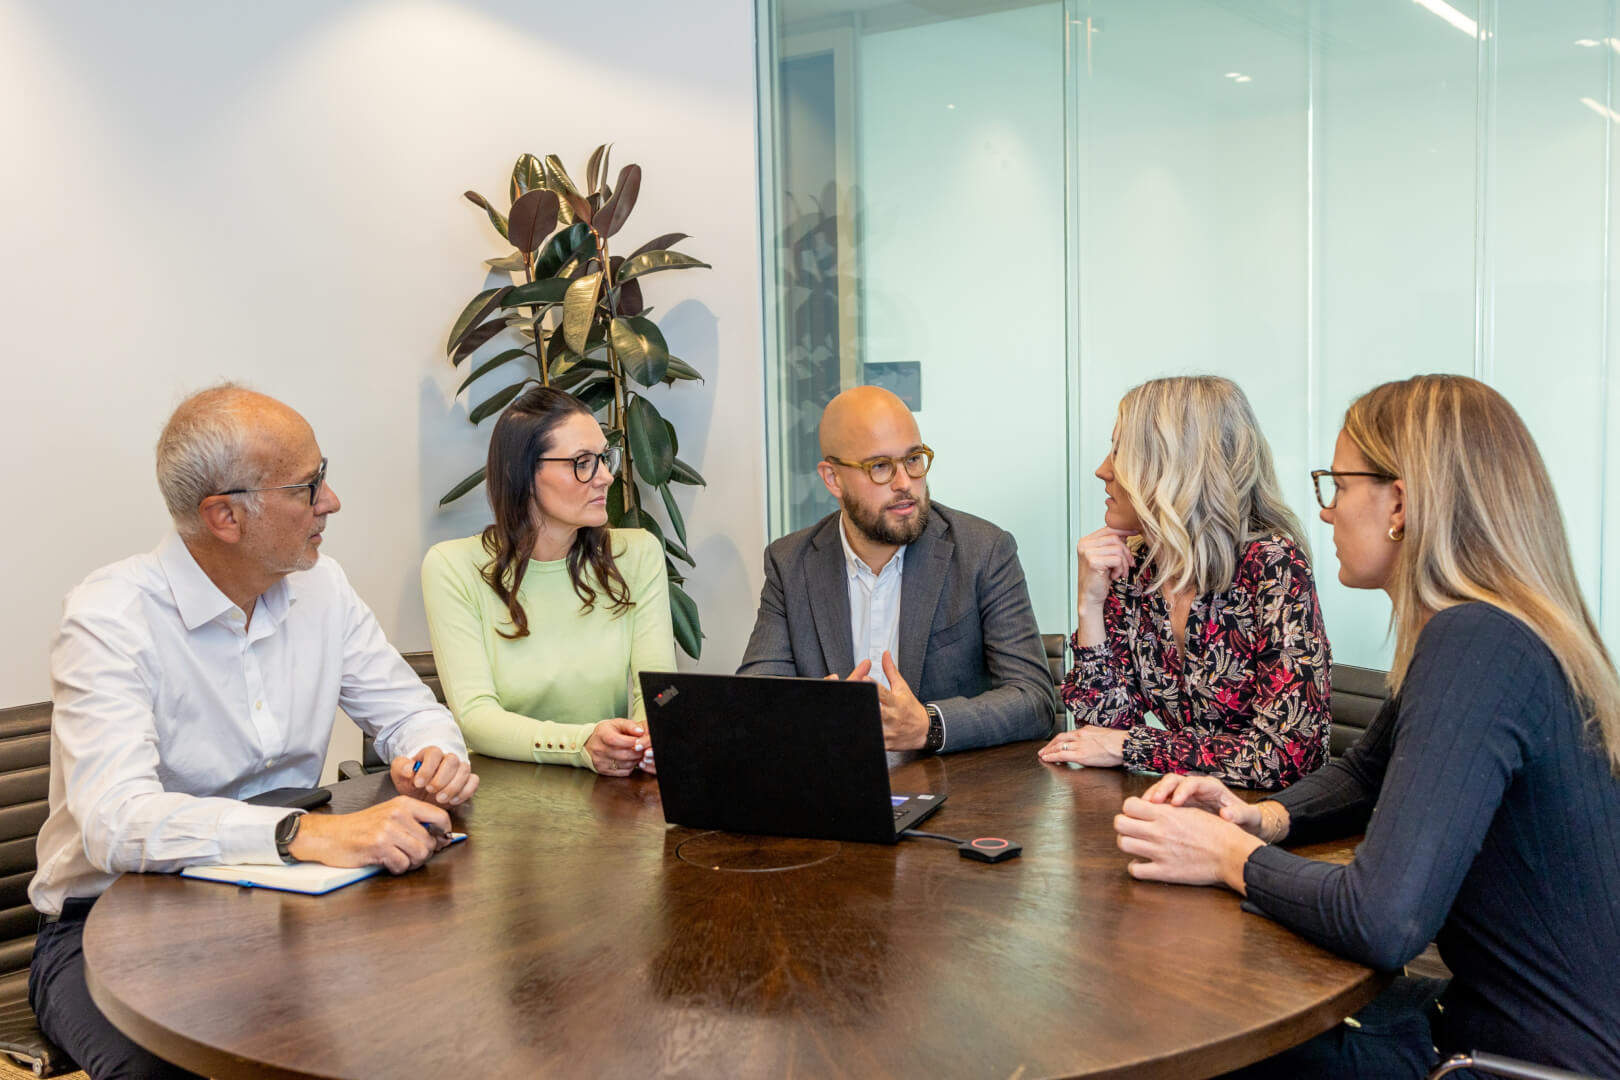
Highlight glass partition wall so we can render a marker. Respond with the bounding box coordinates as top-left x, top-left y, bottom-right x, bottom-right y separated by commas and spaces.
758, 0, 1620, 670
